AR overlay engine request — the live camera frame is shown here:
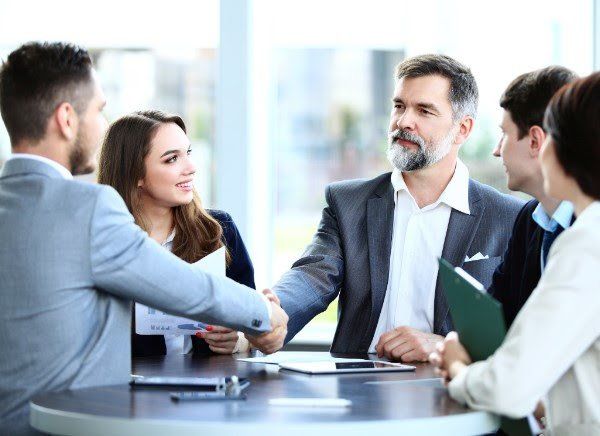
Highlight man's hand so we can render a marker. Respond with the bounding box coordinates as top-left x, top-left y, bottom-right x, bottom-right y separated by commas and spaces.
376, 326, 443, 362
428, 331, 472, 383
245, 289, 288, 355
